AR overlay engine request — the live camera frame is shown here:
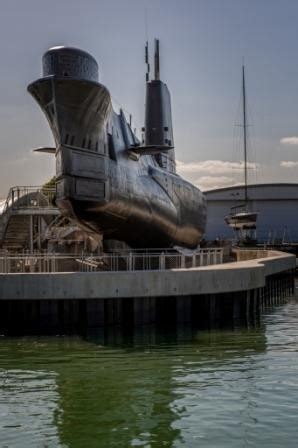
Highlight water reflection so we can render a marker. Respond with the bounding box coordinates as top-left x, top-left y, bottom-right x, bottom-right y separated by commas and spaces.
0, 319, 269, 447
0, 301, 298, 447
